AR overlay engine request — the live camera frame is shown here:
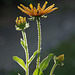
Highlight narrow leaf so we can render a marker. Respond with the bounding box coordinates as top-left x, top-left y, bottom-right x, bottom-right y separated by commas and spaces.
20, 38, 27, 51
33, 68, 44, 75
20, 38, 25, 48
40, 53, 53, 71
28, 50, 37, 65
13, 56, 26, 71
